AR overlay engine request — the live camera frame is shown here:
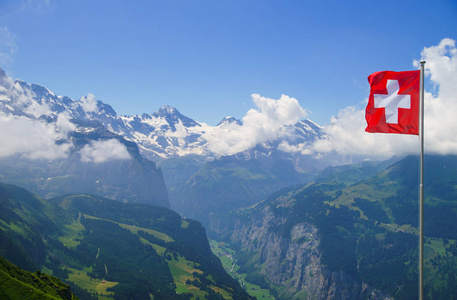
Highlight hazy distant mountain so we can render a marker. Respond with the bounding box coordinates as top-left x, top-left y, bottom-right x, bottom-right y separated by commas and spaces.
168, 151, 313, 225
103, 100, 332, 223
